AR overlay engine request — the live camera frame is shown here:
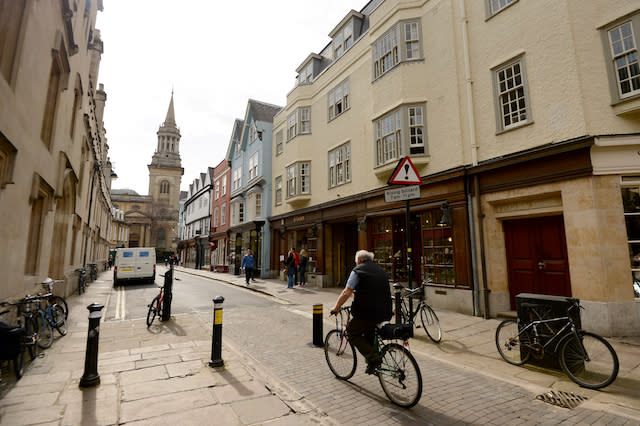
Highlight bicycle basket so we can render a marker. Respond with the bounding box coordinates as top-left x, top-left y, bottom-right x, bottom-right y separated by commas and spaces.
0, 320, 24, 360
379, 323, 414, 340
